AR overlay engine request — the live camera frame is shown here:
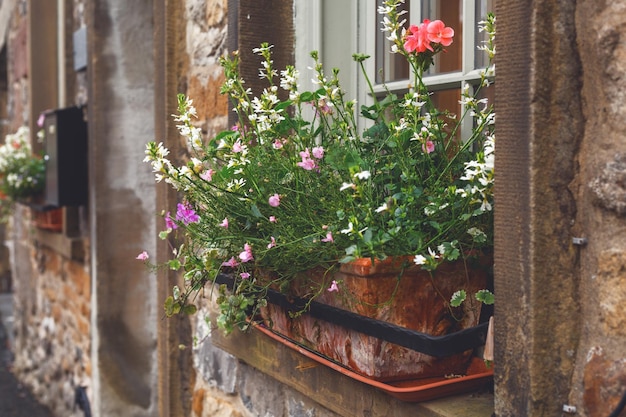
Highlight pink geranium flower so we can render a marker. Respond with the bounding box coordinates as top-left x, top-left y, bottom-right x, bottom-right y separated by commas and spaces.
327, 280, 339, 292
426, 20, 454, 47
268, 193, 281, 207
404, 21, 432, 53
136, 251, 149, 261
267, 236, 276, 249
269, 216, 277, 223
219, 218, 229, 228
240, 272, 251, 279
